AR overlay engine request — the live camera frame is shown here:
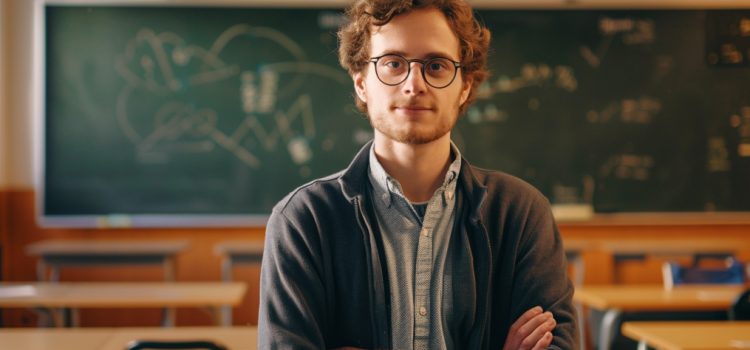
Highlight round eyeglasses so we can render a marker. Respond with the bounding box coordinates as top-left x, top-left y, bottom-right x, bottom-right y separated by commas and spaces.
368, 54, 462, 89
